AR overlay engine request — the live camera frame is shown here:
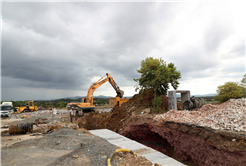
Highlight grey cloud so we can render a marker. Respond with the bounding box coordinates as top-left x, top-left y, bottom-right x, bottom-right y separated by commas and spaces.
1, 2, 244, 100
204, 17, 233, 52
170, 47, 219, 81
230, 39, 245, 55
